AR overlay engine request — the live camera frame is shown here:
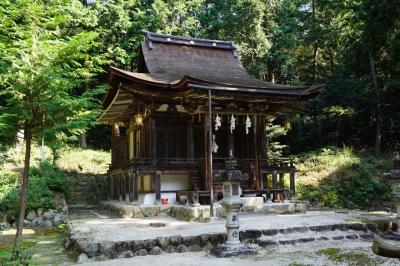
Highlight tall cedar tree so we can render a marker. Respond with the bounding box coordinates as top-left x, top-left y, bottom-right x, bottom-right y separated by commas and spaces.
0, 0, 105, 257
